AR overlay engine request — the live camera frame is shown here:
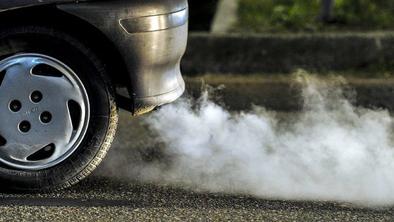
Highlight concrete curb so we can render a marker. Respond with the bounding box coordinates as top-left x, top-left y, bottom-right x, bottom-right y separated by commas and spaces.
185, 75, 394, 111
182, 32, 394, 75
